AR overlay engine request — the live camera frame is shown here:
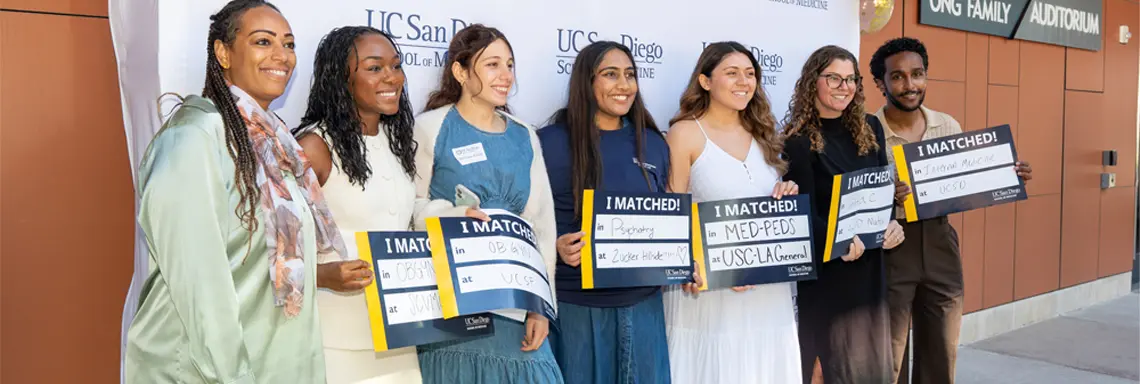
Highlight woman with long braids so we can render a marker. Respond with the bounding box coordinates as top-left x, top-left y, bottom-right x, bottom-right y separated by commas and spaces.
123, 1, 343, 382
411, 24, 563, 384
781, 45, 905, 384
292, 26, 424, 384
662, 41, 801, 384
538, 41, 672, 383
